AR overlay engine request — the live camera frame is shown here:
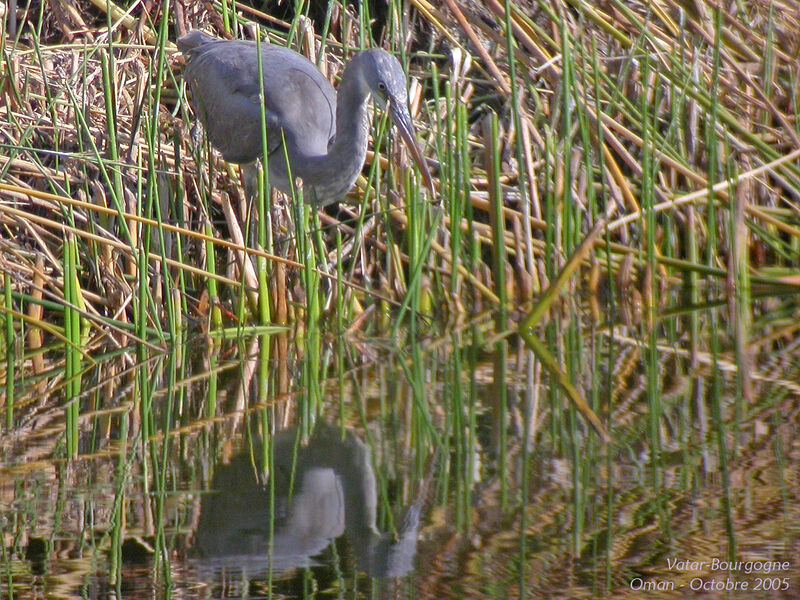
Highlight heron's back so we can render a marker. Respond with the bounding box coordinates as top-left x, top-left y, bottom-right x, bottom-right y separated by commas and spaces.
180, 32, 337, 170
